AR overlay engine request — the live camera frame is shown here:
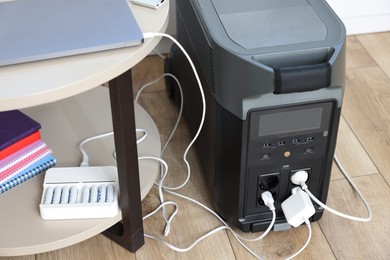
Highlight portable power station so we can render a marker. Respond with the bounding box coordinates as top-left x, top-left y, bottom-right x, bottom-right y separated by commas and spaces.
165, 0, 346, 232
